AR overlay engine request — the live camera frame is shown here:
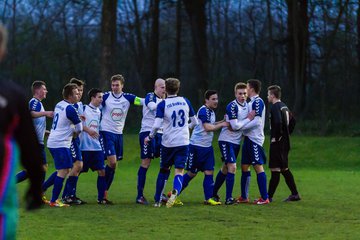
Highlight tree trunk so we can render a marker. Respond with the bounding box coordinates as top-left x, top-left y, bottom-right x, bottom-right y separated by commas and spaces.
357, 0, 360, 64
175, 0, 182, 77
183, 0, 209, 105
101, 0, 117, 89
